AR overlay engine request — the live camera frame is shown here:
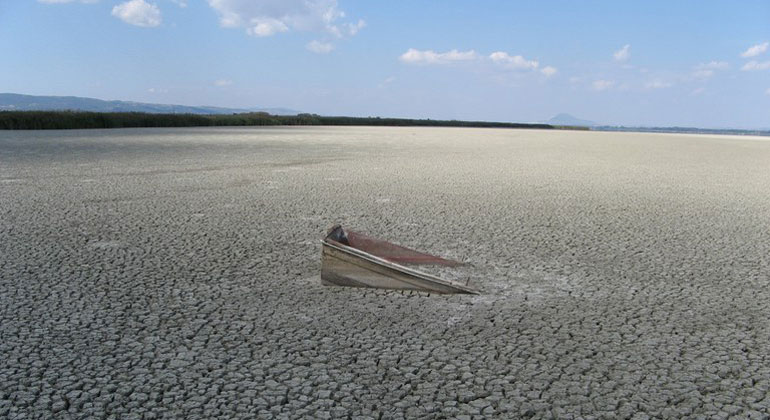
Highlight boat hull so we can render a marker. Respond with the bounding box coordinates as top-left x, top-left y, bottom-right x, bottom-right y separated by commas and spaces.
321, 240, 478, 294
